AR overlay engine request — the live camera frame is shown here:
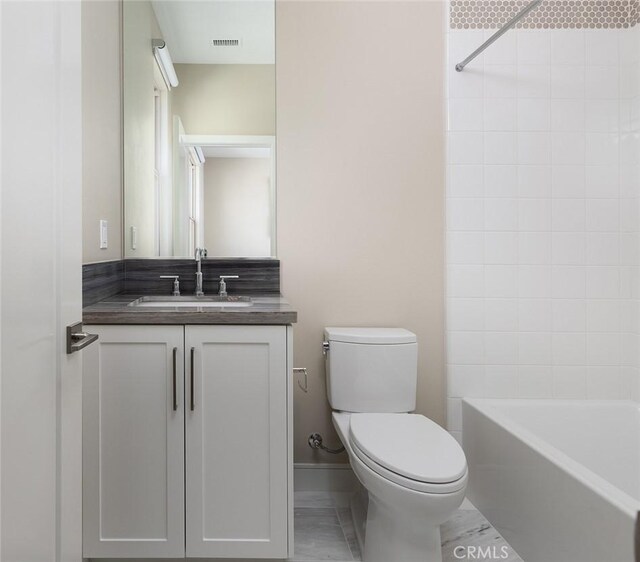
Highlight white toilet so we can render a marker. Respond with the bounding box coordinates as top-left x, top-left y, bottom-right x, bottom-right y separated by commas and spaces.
324, 327, 468, 562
